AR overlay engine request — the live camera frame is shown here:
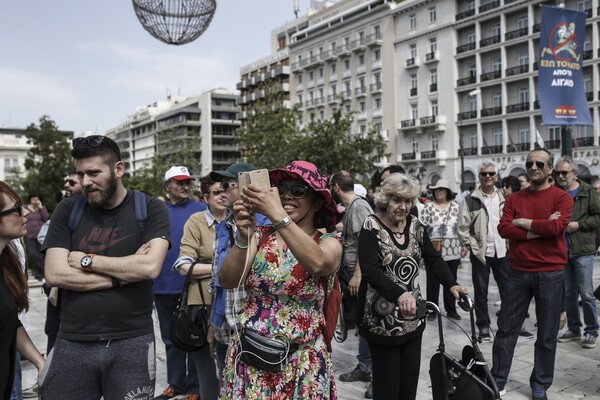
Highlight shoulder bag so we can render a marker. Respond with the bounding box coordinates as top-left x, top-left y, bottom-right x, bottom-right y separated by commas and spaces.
170, 263, 209, 352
